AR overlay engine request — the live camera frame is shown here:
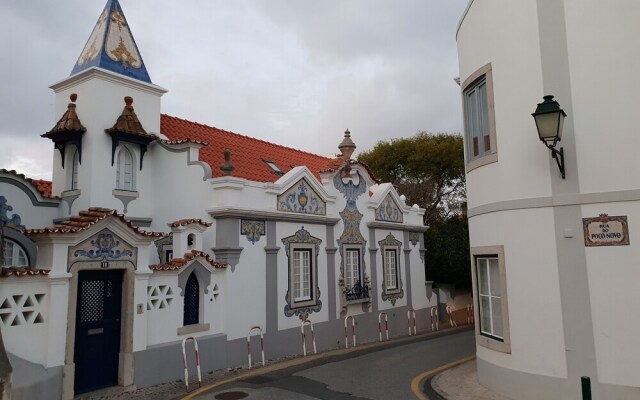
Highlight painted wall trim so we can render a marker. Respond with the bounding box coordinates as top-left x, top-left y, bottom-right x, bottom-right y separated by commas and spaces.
366, 221, 428, 232
468, 187, 640, 218
208, 207, 340, 225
